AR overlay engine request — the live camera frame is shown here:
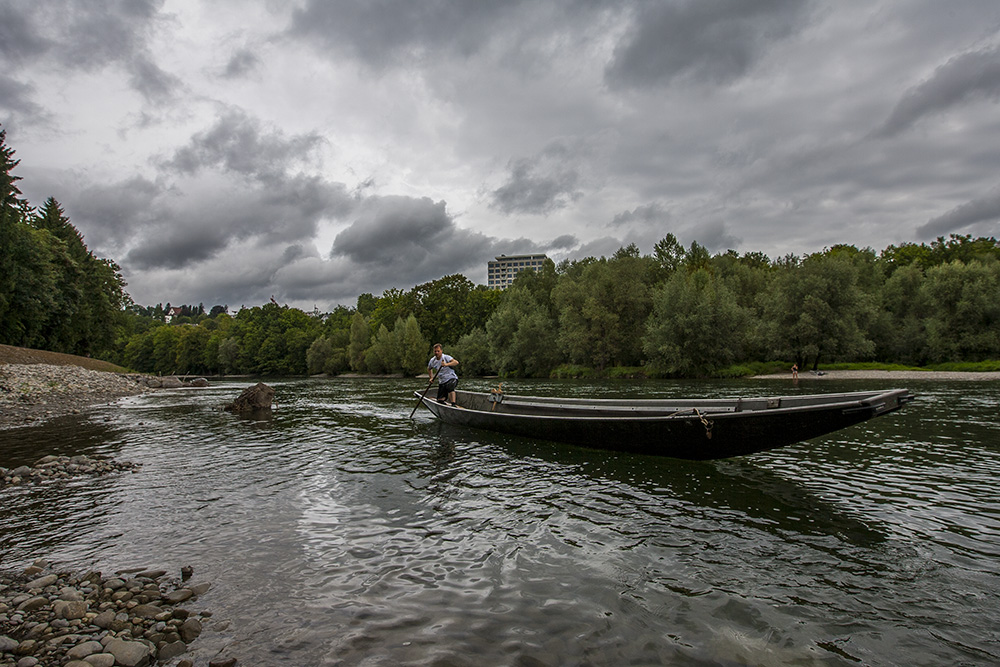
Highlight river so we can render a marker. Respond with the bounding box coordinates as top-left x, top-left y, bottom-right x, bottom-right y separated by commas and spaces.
1, 377, 999, 665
